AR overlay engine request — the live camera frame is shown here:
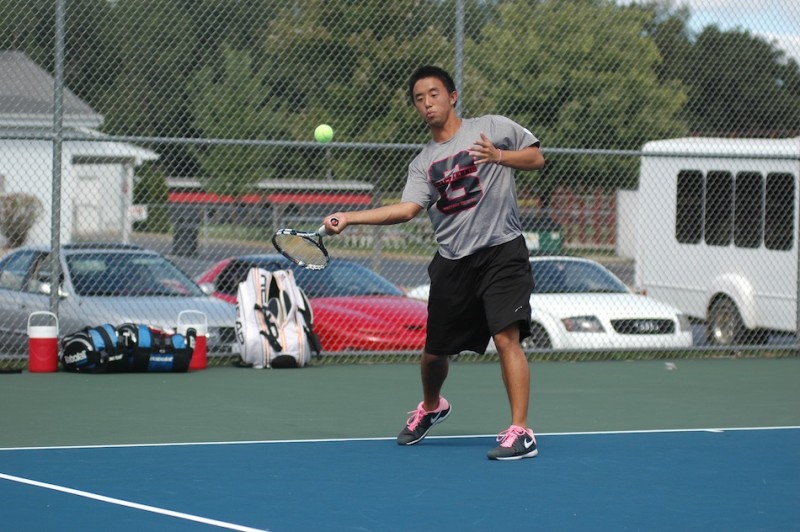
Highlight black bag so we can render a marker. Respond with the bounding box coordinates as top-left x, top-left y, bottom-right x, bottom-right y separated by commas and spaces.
60, 324, 128, 373
117, 323, 195, 373
60, 323, 195, 373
